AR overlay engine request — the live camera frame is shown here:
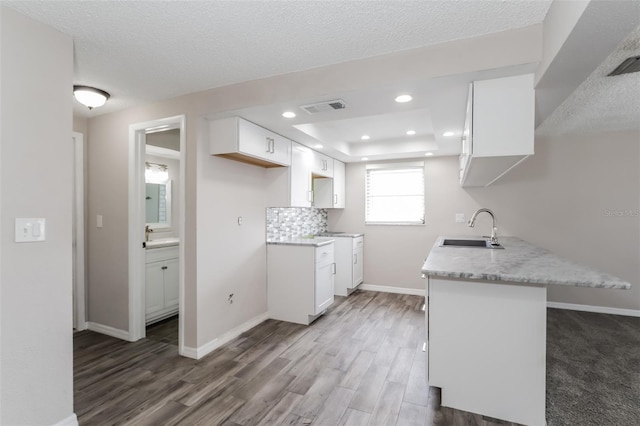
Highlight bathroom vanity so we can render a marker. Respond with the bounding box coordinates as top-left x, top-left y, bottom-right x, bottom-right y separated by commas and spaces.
145, 238, 179, 324
422, 236, 631, 426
